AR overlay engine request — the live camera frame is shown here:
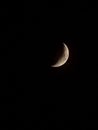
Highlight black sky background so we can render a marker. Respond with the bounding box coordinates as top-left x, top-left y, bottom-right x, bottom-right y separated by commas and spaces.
1, 0, 97, 129
23, 1, 98, 128
23, 1, 97, 128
